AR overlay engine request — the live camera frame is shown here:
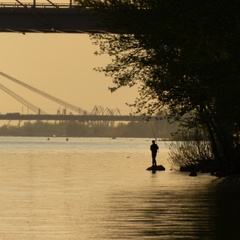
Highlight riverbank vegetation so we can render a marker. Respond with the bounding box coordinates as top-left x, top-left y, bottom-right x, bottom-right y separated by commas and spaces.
167, 127, 218, 173
77, 0, 240, 175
